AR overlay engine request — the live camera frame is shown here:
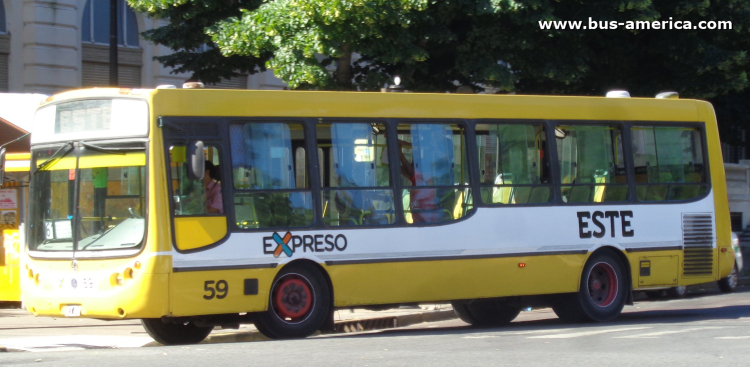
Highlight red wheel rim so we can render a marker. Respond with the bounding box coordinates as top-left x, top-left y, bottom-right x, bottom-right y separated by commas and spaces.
272, 275, 314, 322
588, 262, 618, 307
